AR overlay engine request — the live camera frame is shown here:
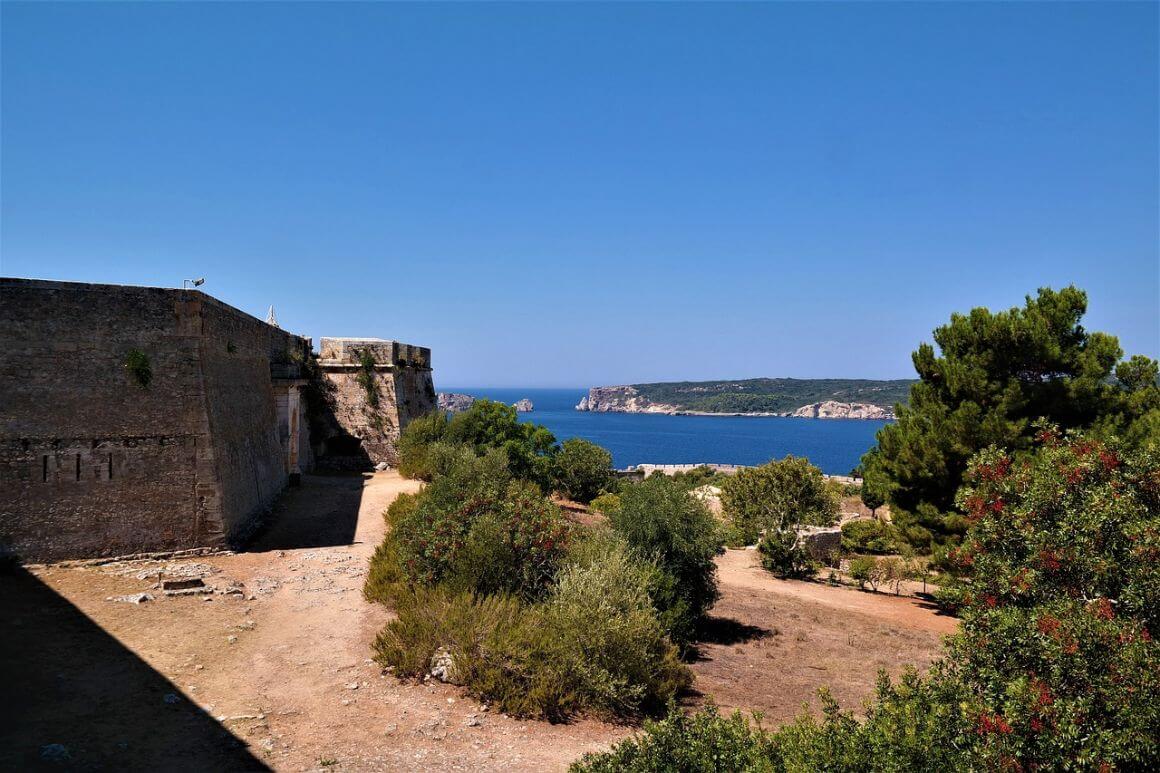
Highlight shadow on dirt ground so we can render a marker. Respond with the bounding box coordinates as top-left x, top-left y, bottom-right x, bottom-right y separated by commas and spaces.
245, 473, 368, 553
0, 564, 268, 771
